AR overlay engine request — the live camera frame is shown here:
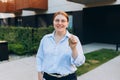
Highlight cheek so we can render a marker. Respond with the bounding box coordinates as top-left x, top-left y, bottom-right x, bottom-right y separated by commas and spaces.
53, 21, 58, 26
53, 22, 57, 28
65, 23, 69, 28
